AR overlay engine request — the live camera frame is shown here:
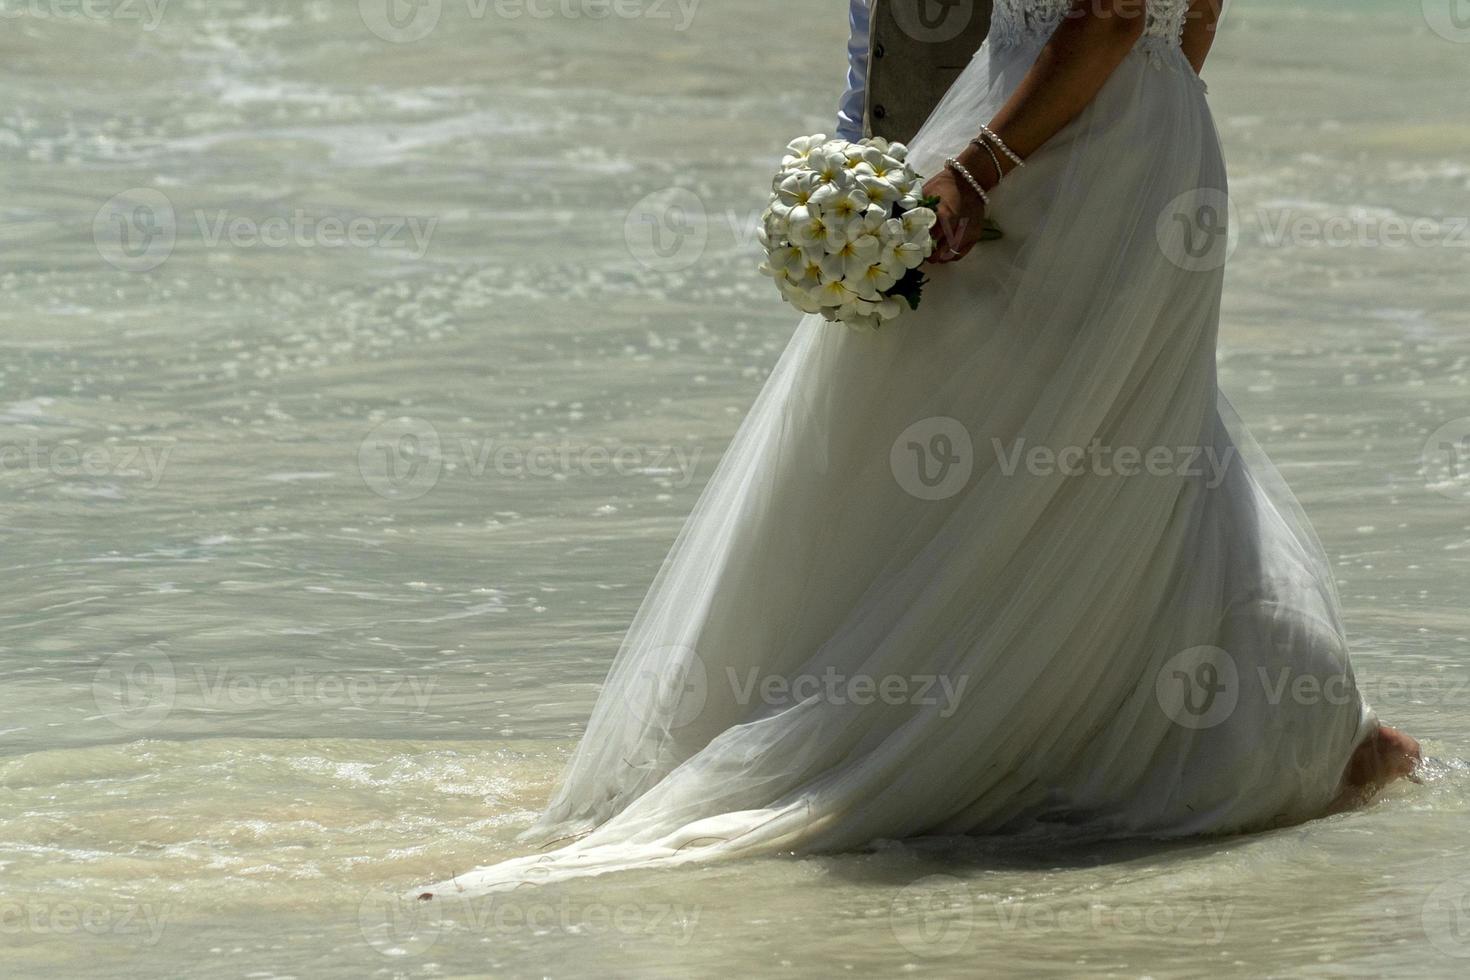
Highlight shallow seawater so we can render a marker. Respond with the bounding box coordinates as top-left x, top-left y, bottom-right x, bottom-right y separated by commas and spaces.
1, 0, 1468, 977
